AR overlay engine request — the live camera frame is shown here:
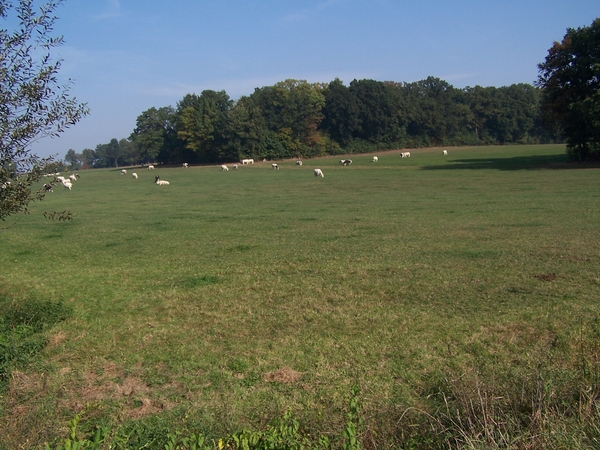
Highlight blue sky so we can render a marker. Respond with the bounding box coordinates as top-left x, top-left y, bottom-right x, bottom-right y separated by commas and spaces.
22, 0, 600, 159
